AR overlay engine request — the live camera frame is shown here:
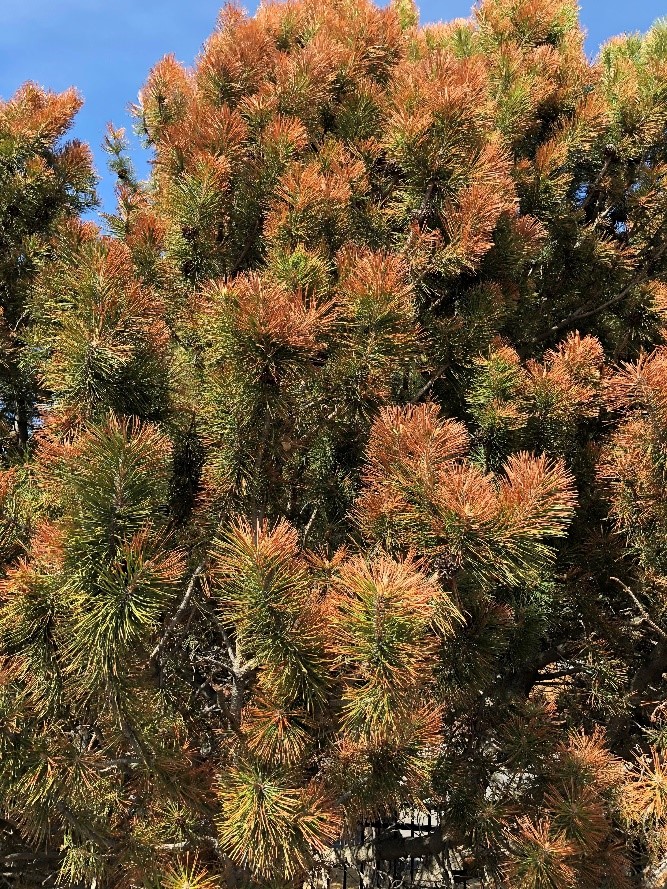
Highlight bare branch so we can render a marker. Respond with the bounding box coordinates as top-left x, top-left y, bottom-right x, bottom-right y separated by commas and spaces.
149, 562, 205, 664
611, 577, 667, 640
411, 364, 449, 404
303, 505, 318, 544
533, 665, 585, 684
350, 825, 450, 863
